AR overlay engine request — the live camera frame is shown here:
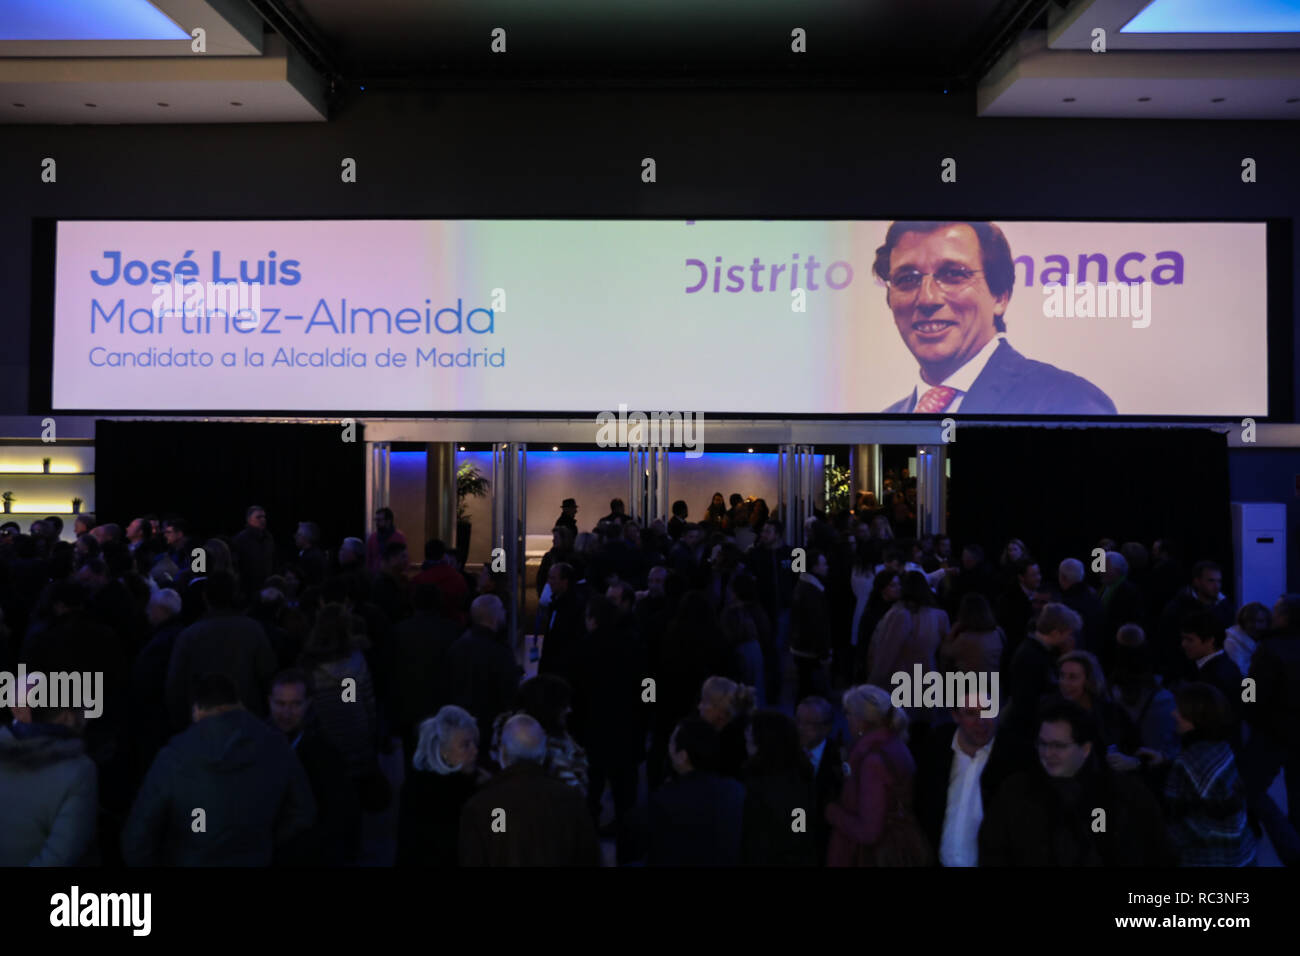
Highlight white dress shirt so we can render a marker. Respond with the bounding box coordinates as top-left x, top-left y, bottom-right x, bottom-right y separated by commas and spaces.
938, 730, 993, 868
909, 334, 1006, 413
